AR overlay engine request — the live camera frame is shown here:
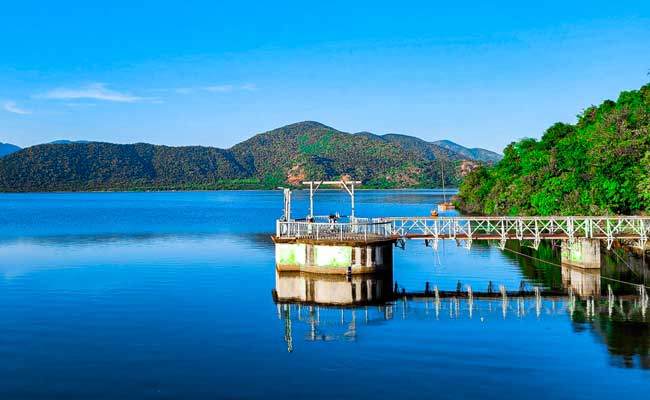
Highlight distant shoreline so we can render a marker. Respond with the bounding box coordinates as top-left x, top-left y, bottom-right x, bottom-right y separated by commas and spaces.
0, 187, 460, 194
